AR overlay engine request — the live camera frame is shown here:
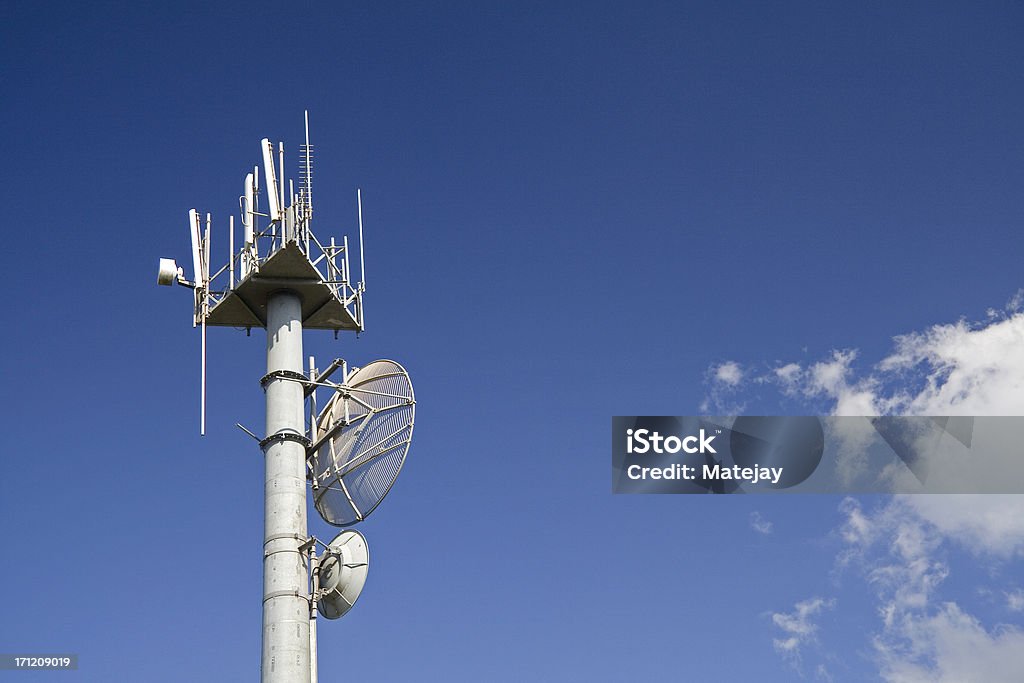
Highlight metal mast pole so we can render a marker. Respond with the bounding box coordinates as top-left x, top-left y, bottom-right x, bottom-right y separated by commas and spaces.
261, 291, 311, 683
